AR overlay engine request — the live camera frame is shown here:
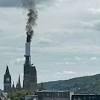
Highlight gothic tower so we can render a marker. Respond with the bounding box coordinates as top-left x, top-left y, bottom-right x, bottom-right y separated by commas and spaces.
23, 32, 37, 91
16, 75, 21, 90
4, 66, 11, 92
12, 81, 15, 91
